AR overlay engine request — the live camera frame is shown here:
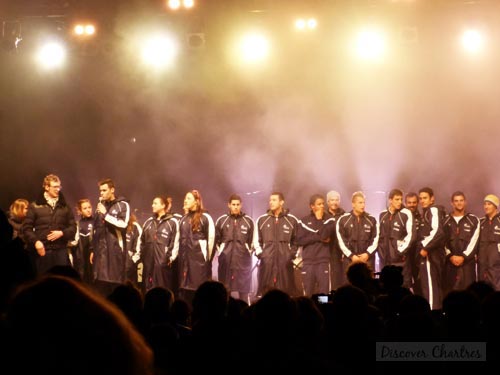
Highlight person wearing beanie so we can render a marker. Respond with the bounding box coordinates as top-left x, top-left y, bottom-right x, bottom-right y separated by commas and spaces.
478, 194, 500, 290
325, 190, 346, 290
484, 194, 500, 209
